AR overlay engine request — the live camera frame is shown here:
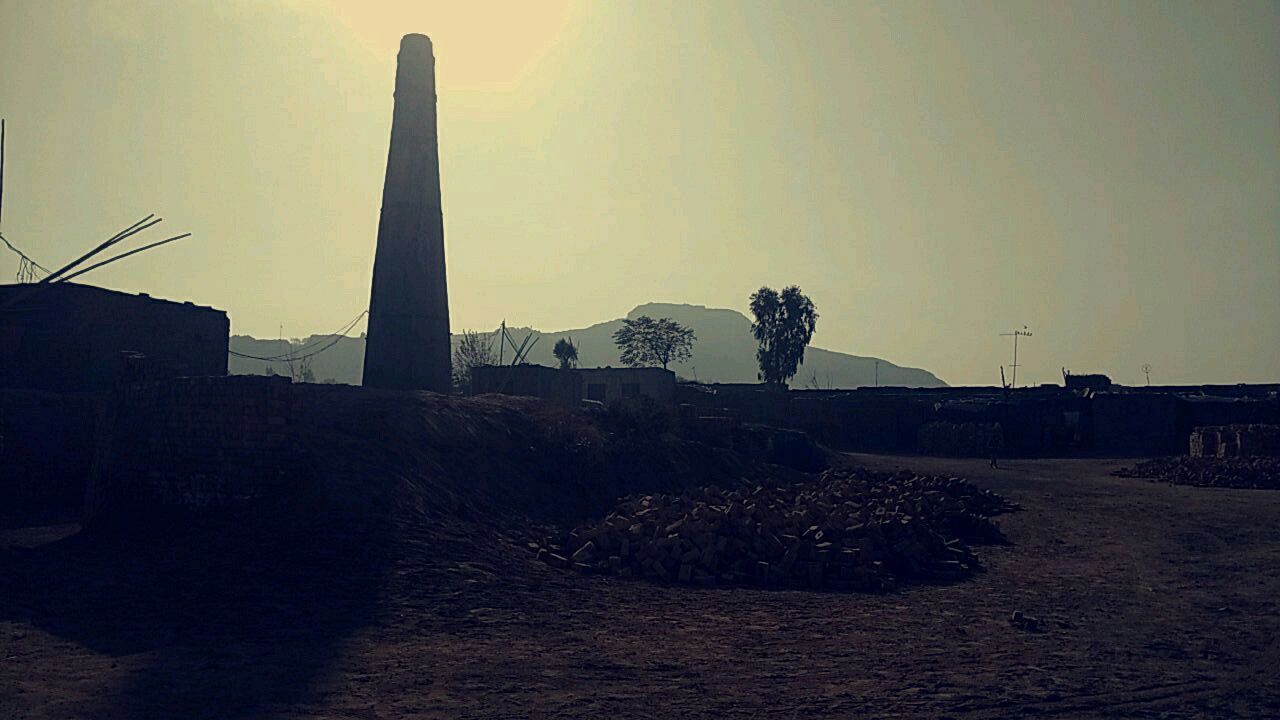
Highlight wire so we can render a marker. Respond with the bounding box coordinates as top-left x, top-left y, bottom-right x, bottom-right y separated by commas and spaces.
228, 310, 368, 362
1, 231, 51, 280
